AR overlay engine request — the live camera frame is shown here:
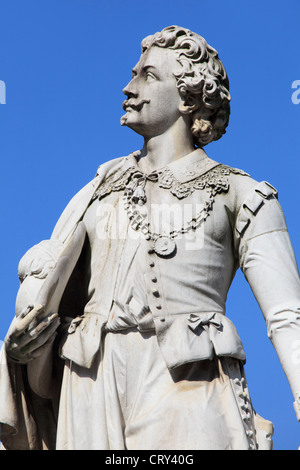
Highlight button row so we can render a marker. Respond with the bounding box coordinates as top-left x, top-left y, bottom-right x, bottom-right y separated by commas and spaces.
148, 251, 163, 313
